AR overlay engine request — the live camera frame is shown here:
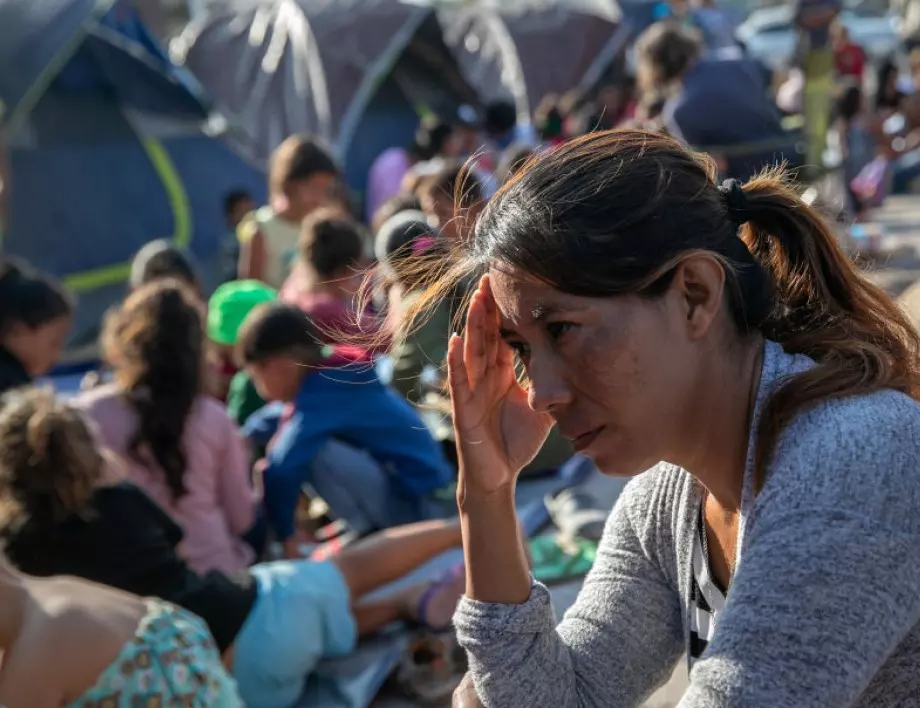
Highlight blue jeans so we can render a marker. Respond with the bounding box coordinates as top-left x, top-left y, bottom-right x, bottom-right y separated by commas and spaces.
308, 440, 454, 535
